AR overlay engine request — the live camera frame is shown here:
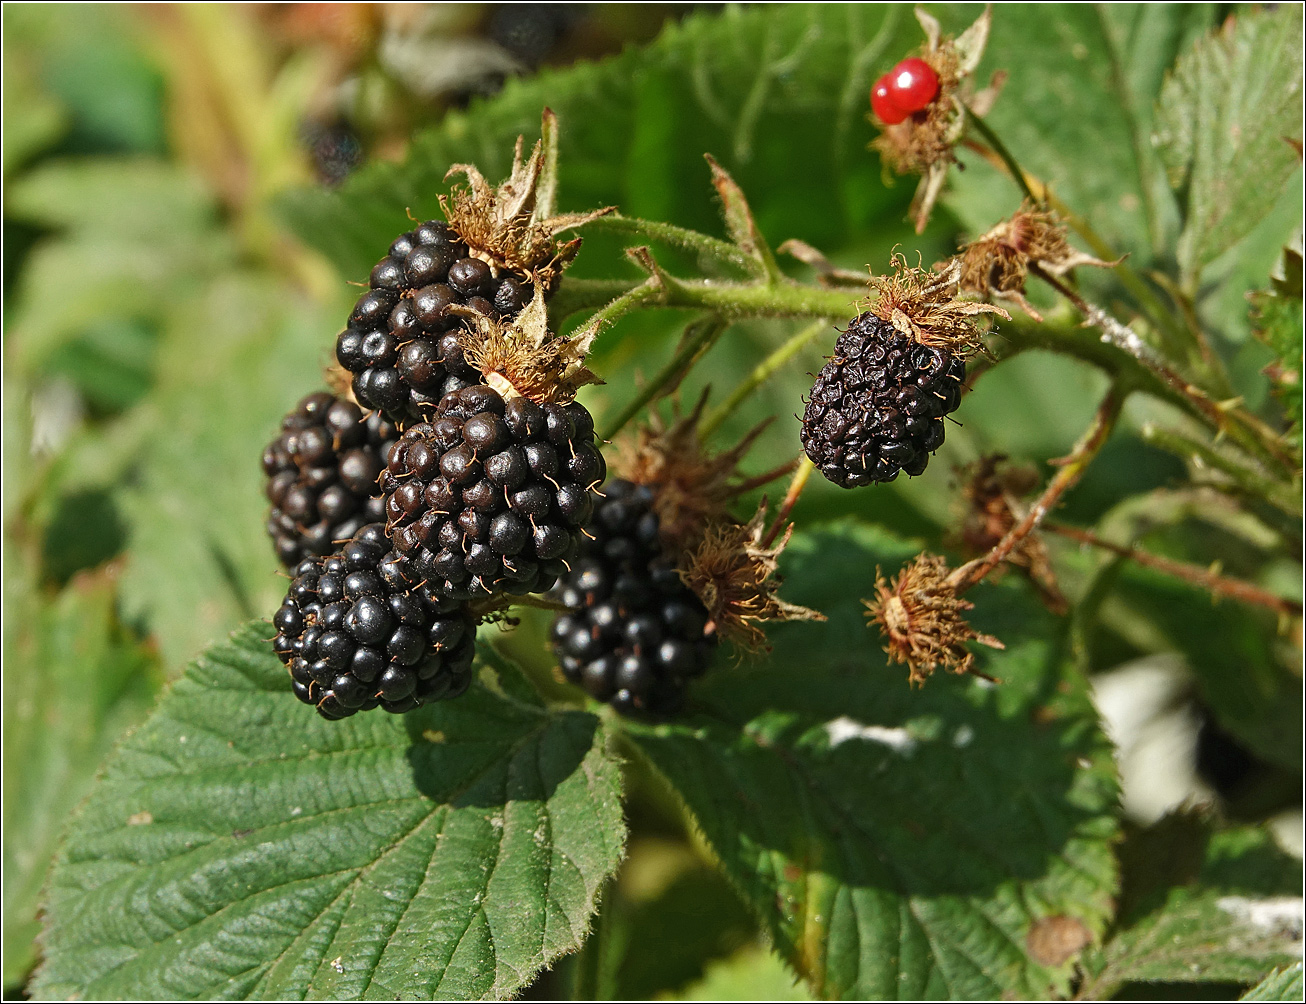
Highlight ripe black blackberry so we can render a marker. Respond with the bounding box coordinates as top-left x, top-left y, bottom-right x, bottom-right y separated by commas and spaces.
271, 523, 479, 718
262, 392, 398, 567
380, 383, 604, 601
801, 312, 965, 488
549, 480, 716, 715
334, 218, 533, 423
